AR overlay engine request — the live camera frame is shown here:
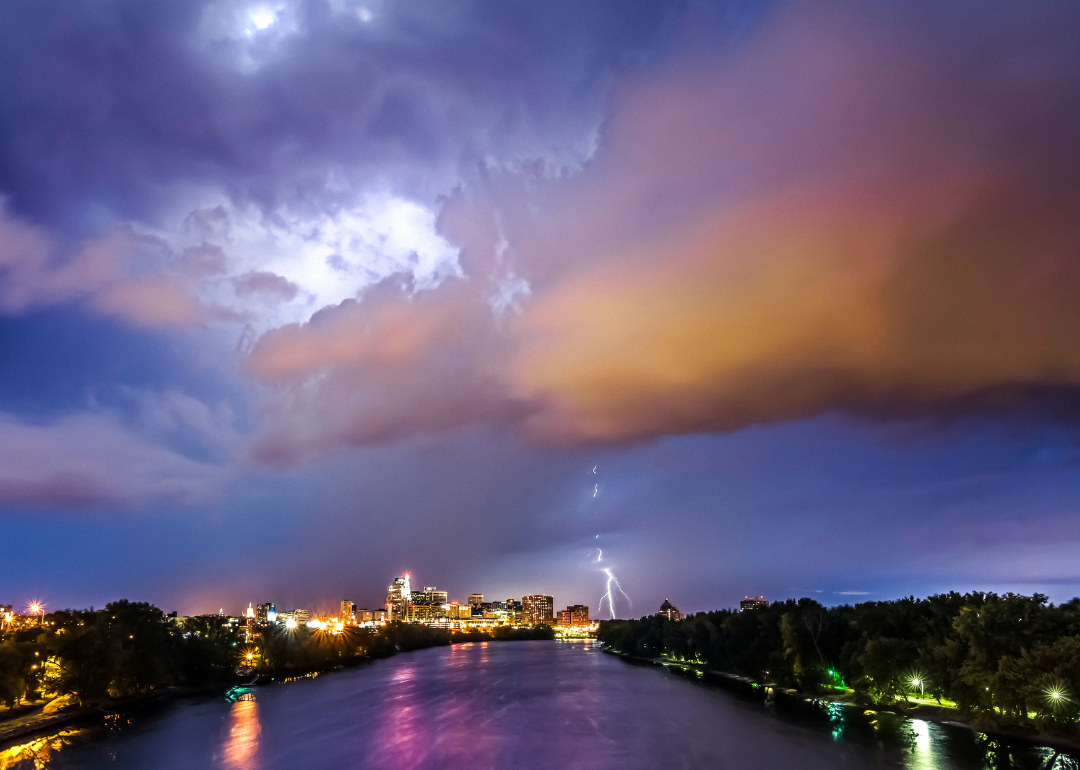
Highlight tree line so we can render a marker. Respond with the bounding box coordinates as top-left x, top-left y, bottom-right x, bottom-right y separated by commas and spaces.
598, 592, 1080, 737
0, 601, 554, 711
